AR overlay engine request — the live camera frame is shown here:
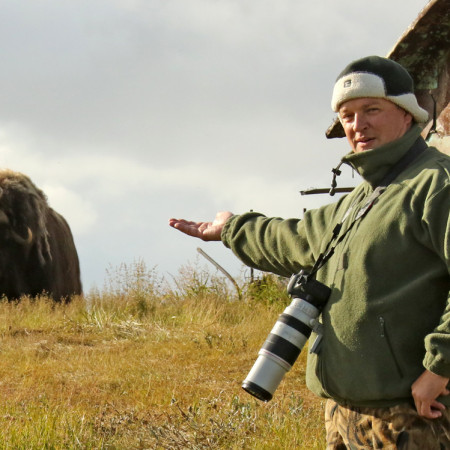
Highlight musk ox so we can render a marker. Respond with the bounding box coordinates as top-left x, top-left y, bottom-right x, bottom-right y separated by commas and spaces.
0, 170, 82, 301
